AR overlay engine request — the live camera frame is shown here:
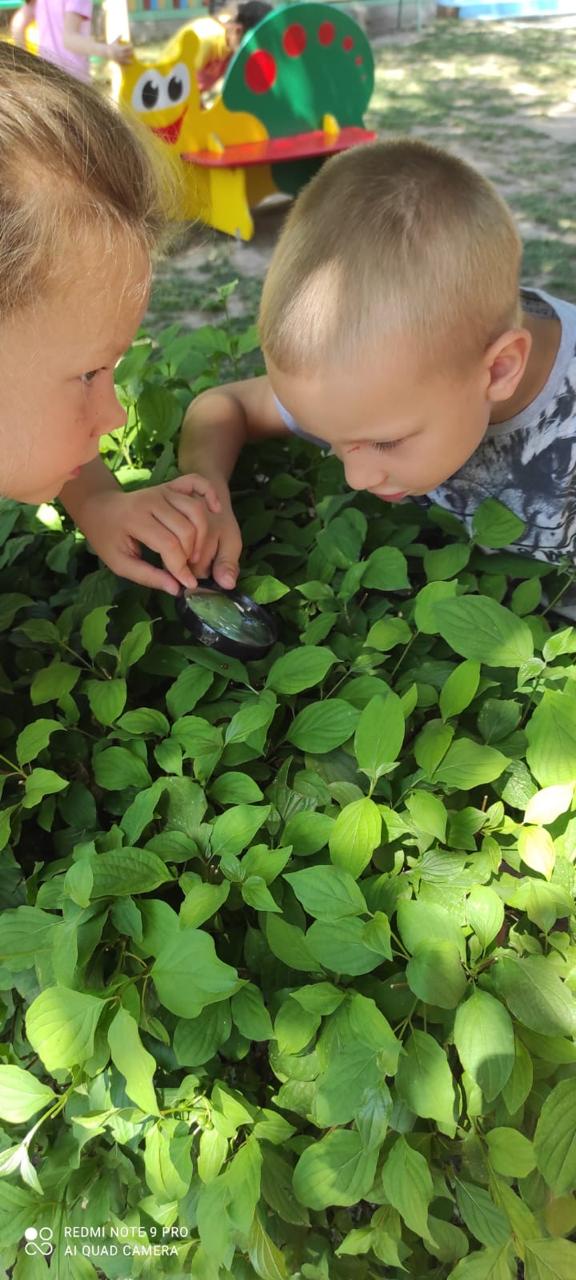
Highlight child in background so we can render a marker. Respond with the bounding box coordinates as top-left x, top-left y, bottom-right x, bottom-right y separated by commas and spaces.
11, 0, 131, 81
197, 1, 271, 93
178, 138, 576, 611
1, 44, 219, 597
